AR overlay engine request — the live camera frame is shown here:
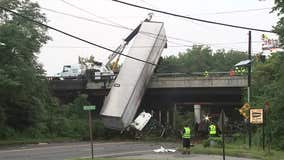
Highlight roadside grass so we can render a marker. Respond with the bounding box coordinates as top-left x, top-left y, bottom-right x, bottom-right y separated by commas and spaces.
0, 137, 79, 146
73, 158, 142, 160
187, 144, 284, 160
